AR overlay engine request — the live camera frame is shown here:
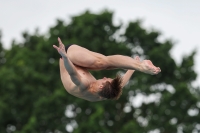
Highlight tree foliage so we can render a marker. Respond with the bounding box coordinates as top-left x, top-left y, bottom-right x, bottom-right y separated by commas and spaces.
0, 10, 199, 133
